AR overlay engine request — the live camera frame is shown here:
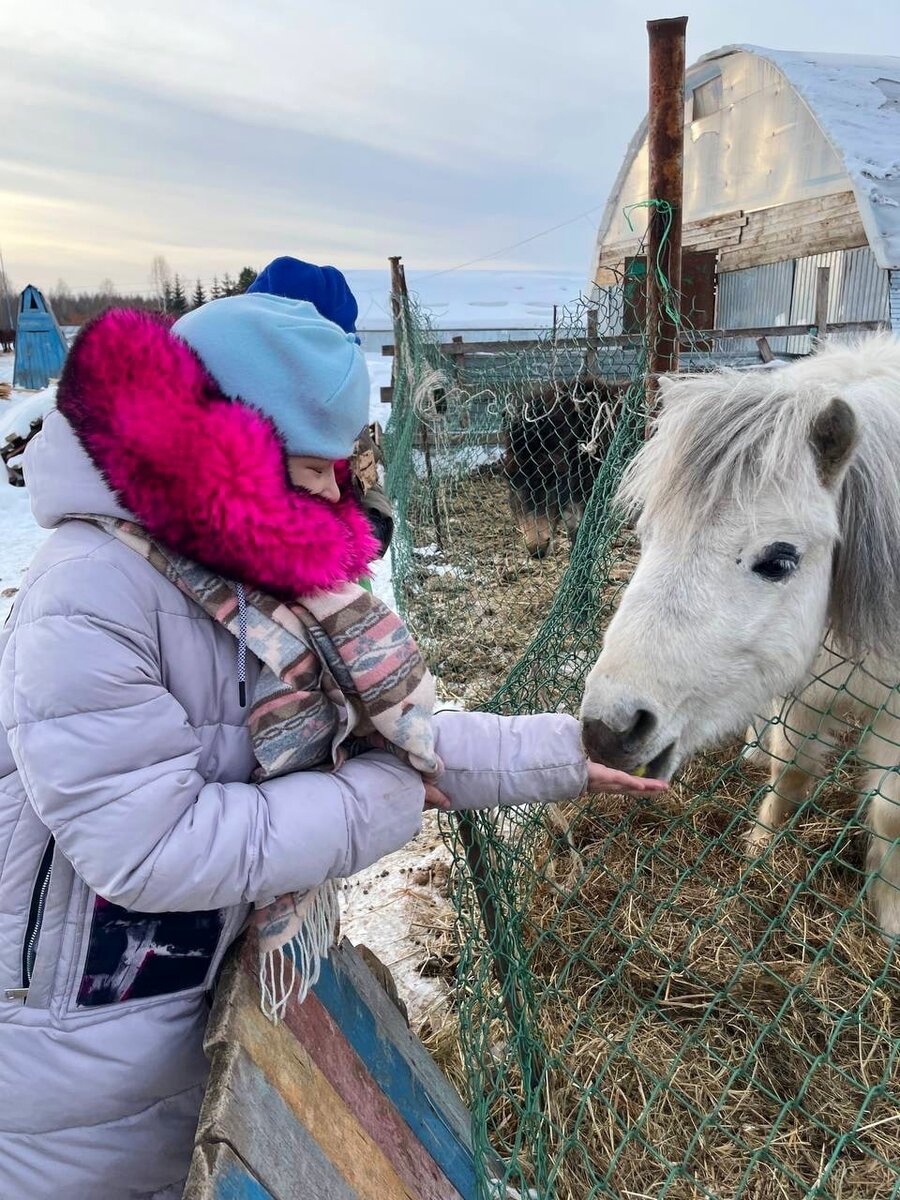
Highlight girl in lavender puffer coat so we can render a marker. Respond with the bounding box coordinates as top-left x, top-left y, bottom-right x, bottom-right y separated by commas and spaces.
0, 276, 662, 1199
